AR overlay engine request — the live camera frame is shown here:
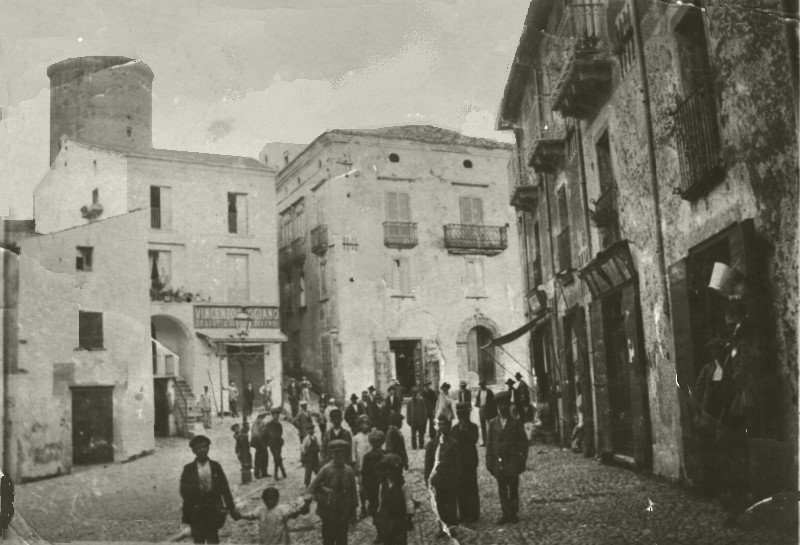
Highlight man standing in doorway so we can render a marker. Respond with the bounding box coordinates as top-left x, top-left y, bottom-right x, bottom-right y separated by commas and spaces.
475, 380, 496, 447
486, 391, 528, 525
243, 381, 256, 418
198, 386, 213, 429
